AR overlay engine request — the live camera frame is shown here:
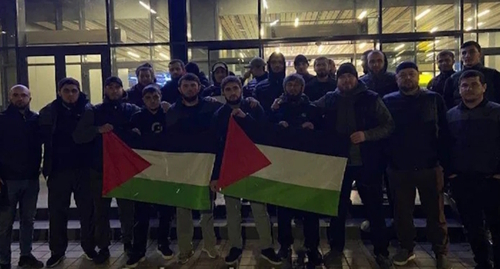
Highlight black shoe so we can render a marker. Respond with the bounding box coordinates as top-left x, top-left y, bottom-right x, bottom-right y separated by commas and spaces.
0, 264, 10, 269
18, 254, 44, 269
307, 249, 323, 266
45, 254, 65, 268
225, 247, 242, 265
157, 246, 174, 260
83, 249, 98, 261
124, 243, 133, 256
278, 246, 291, 261
376, 254, 393, 269
261, 248, 282, 265
125, 254, 146, 268
94, 248, 110, 265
